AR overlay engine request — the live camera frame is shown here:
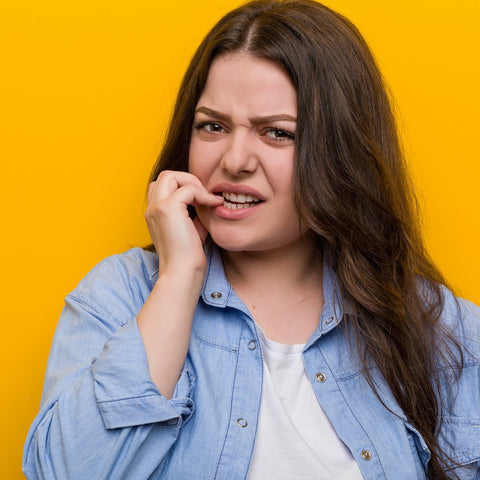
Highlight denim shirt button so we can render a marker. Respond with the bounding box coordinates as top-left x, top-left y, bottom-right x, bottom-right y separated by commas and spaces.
316, 372, 327, 383
361, 450, 372, 461
248, 340, 257, 350
325, 316, 334, 325
237, 418, 248, 428
210, 292, 222, 299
